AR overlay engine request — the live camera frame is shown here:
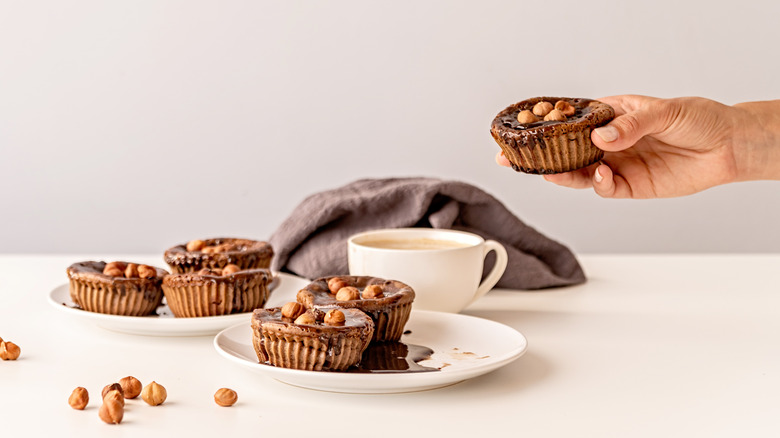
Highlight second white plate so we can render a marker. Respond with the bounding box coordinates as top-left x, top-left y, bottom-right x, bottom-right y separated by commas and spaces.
47, 272, 310, 336
214, 310, 528, 393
